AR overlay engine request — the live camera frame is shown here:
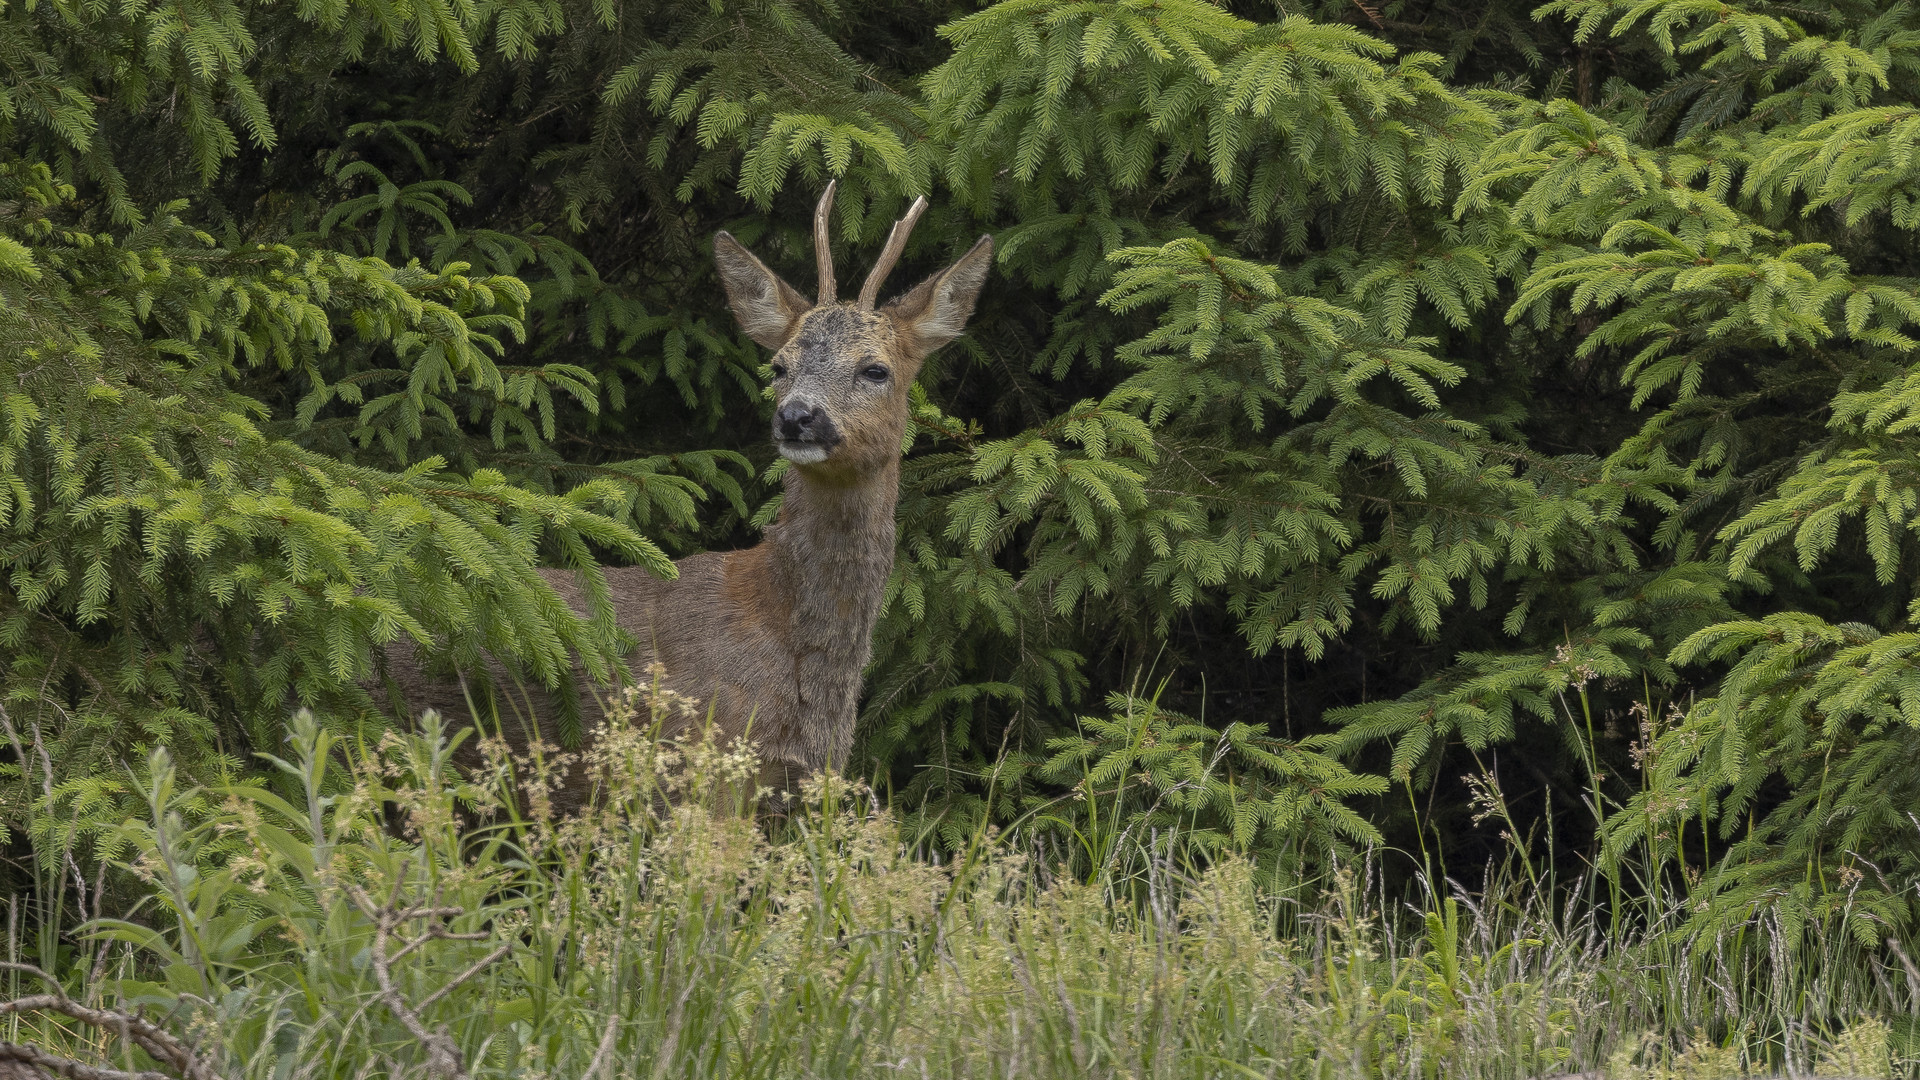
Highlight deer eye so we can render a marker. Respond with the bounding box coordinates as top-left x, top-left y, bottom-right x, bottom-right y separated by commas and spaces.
861, 365, 890, 382
770, 363, 787, 379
